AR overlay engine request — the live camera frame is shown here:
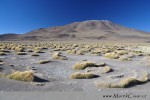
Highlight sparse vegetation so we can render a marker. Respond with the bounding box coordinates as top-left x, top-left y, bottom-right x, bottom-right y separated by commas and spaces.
70, 72, 98, 79
99, 62, 105, 66
73, 61, 99, 70
8, 71, 34, 82
0, 41, 150, 90
0, 61, 5, 65
52, 52, 67, 60
103, 66, 112, 73
31, 53, 39, 56
16, 52, 27, 55
38, 60, 51, 64
0, 73, 5, 78
95, 73, 149, 88
104, 52, 119, 59
0, 52, 6, 55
